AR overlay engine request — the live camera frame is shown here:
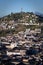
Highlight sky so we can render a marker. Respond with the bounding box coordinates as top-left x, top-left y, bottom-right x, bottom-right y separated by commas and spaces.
0, 0, 43, 17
